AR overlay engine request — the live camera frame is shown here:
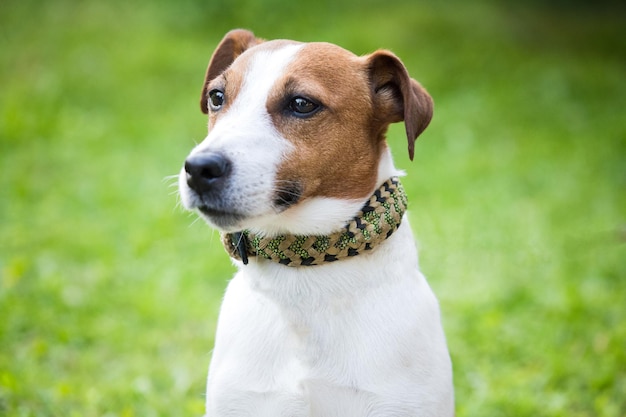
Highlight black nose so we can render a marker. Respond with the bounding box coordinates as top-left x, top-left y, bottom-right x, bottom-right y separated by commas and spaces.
184, 152, 230, 193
